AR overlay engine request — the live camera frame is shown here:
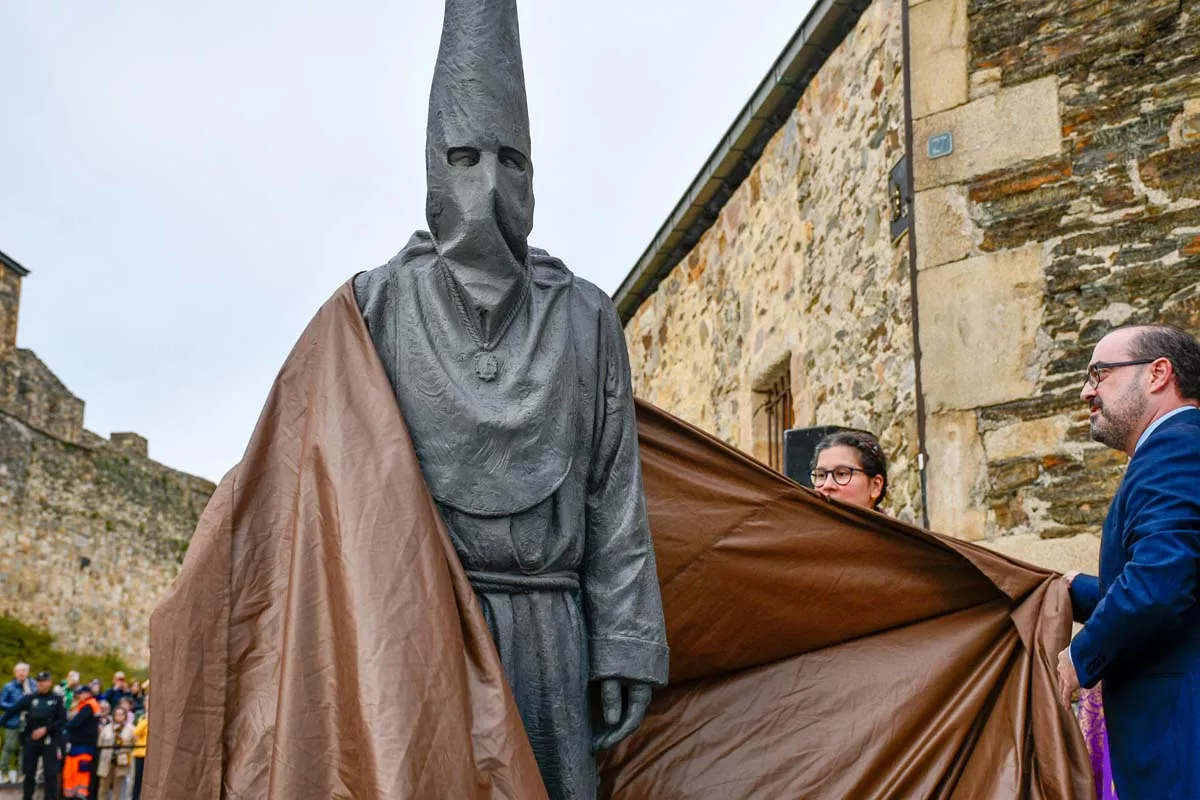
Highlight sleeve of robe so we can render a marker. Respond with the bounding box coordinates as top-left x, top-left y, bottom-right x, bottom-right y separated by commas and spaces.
583, 299, 670, 687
